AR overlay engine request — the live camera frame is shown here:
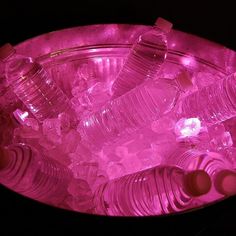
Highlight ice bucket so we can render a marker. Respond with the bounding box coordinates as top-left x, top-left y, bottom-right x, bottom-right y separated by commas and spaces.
0, 24, 236, 216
